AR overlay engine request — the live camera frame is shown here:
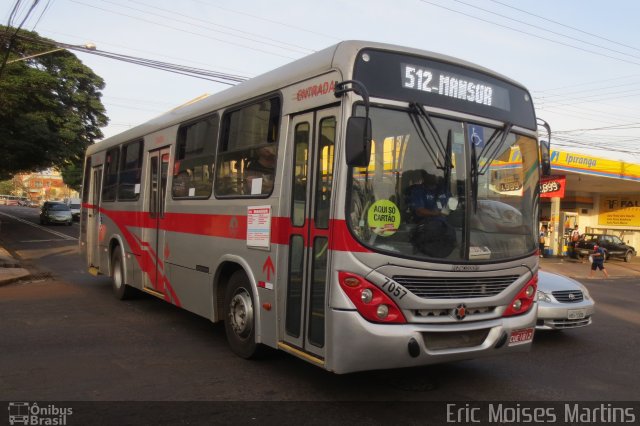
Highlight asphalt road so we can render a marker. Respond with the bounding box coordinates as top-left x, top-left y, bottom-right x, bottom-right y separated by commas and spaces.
1, 205, 639, 423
